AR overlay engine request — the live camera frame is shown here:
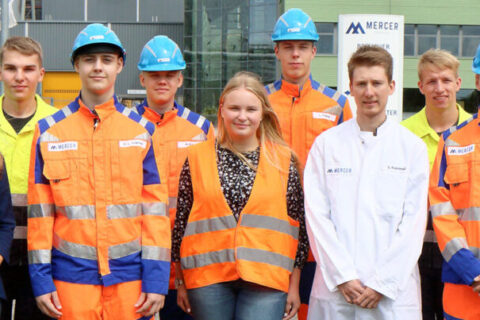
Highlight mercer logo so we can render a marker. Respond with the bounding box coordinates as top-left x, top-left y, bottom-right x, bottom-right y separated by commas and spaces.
346, 22, 365, 34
